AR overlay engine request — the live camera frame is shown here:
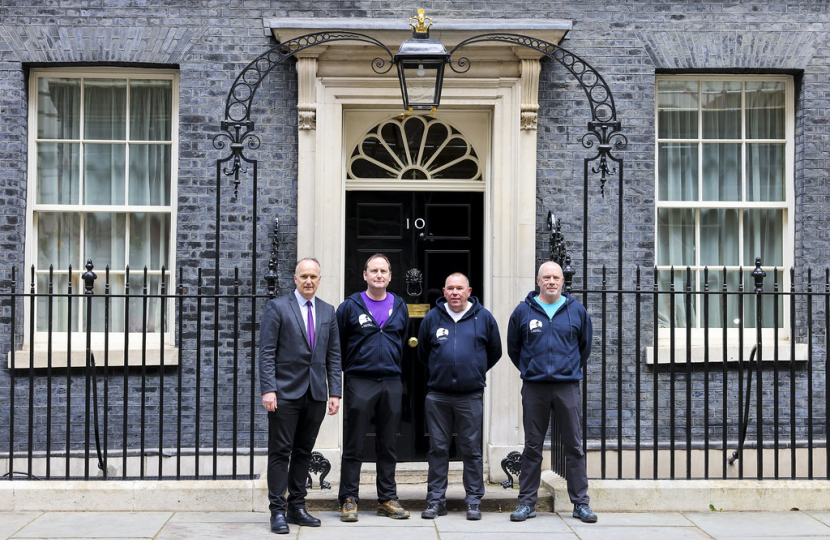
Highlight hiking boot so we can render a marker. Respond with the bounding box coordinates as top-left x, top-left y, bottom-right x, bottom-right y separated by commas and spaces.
466, 503, 482, 520
340, 496, 358, 522
377, 499, 410, 519
421, 502, 447, 519
573, 503, 597, 523
510, 504, 536, 521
